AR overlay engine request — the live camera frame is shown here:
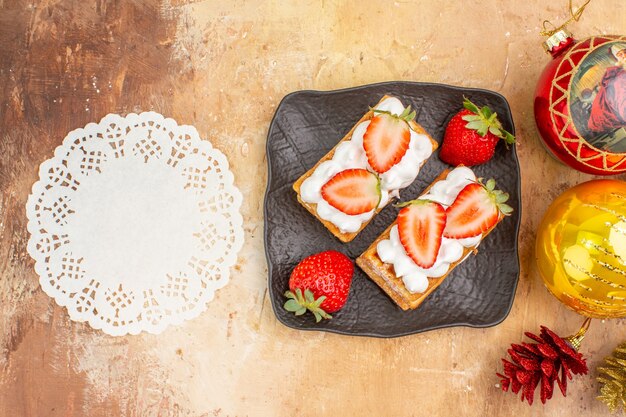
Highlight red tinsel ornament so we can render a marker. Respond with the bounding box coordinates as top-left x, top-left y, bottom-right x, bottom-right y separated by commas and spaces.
496, 319, 591, 405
